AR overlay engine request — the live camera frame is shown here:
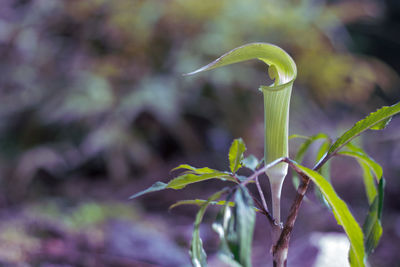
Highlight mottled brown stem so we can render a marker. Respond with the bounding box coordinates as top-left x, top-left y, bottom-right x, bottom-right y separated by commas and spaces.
271, 157, 327, 266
